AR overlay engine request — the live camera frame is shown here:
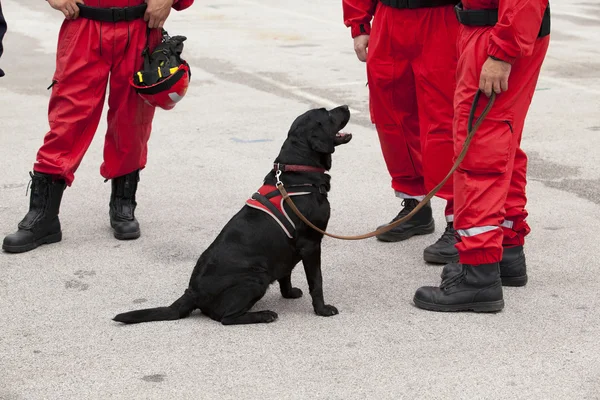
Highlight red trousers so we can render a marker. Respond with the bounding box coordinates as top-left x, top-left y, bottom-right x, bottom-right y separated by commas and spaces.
34, 0, 162, 186
366, 4, 458, 215
453, 26, 550, 264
